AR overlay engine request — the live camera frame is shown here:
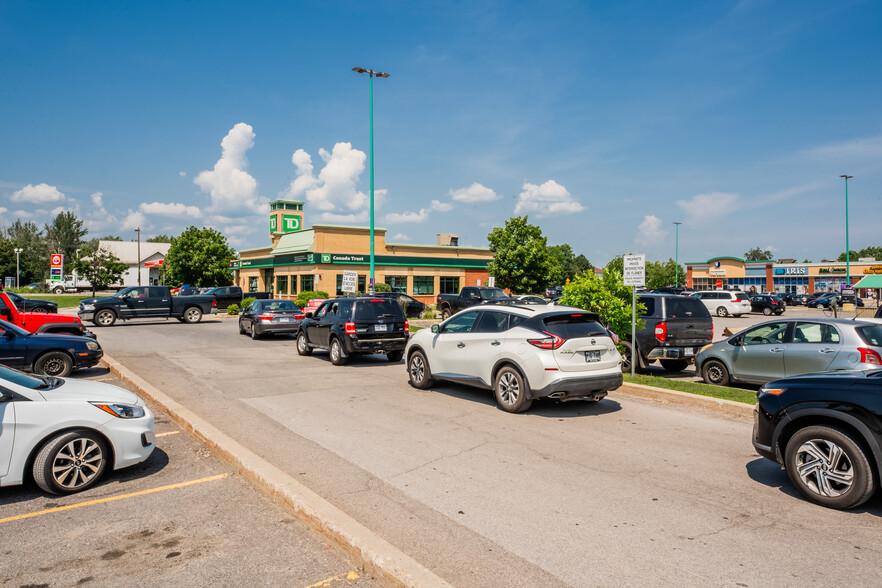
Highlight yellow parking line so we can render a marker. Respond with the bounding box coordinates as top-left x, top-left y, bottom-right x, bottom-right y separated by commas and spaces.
304, 571, 360, 588
155, 431, 180, 438
0, 473, 229, 525
87, 377, 115, 382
